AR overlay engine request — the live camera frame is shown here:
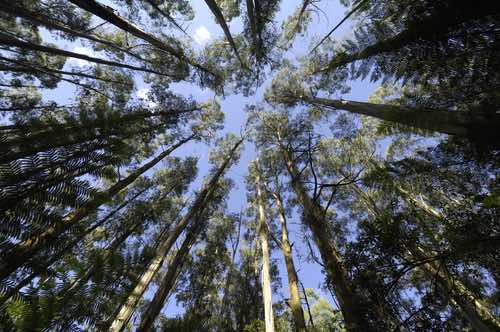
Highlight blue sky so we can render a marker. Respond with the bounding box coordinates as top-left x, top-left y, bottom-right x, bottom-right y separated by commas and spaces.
34, 0, 379, 321
157, 0, 379, 318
